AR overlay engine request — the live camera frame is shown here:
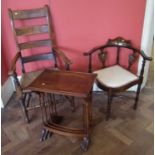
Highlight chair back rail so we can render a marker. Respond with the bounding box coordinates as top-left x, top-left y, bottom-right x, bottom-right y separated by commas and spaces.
19, 39, 51, 50
22, 52, 55, 63
15, 25, 49, 36
84, 37, 152, 75
11, 7, 47, 20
